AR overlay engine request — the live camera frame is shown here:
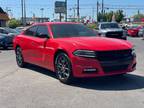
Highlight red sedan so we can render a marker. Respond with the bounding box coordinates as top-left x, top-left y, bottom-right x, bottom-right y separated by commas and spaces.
127, 26, 142, 37
13, 22, 136, 84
